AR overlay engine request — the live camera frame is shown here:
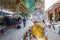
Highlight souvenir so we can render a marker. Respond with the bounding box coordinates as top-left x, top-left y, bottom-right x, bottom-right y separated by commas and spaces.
32, 9, 45, 22
32, 25, 45, 38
